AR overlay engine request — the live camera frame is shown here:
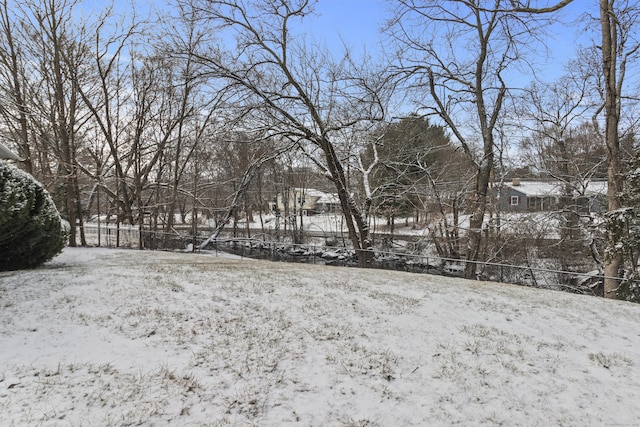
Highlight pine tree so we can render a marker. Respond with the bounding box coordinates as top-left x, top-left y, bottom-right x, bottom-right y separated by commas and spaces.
0, 162, 68, 271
